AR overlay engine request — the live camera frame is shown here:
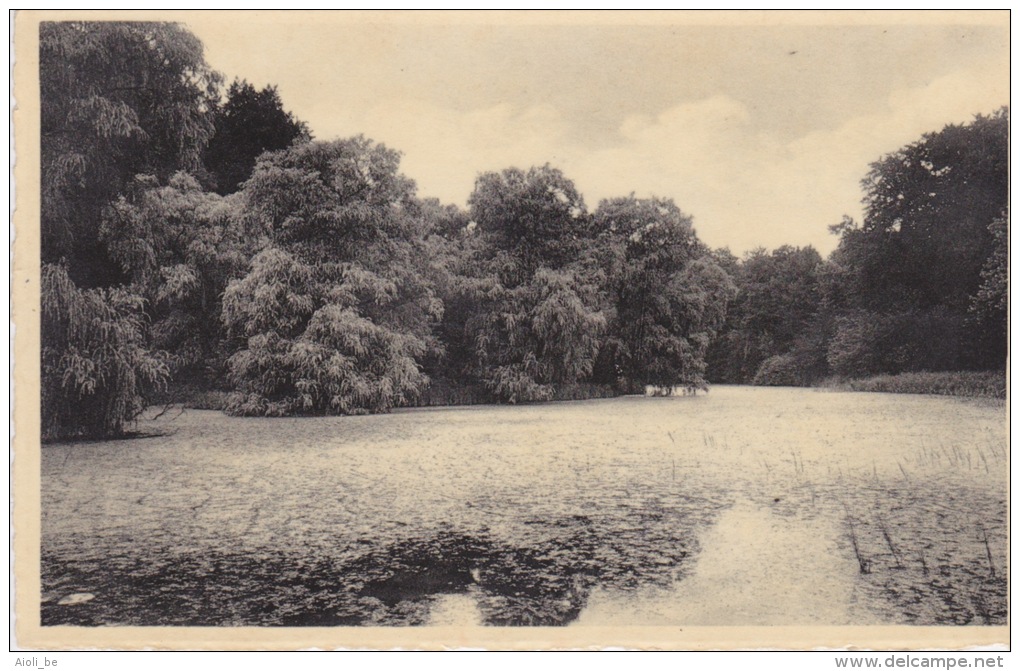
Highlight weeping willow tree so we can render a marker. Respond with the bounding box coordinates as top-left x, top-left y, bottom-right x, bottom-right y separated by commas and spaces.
471, 268, 606, 402
465, 166, 607, 402
222, 248, 431, 415
40, 22, 220, 439
40, 21, 220, 288
41, 265, 170, 441
99, 172, 250, 386
221, 138, 441, 416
